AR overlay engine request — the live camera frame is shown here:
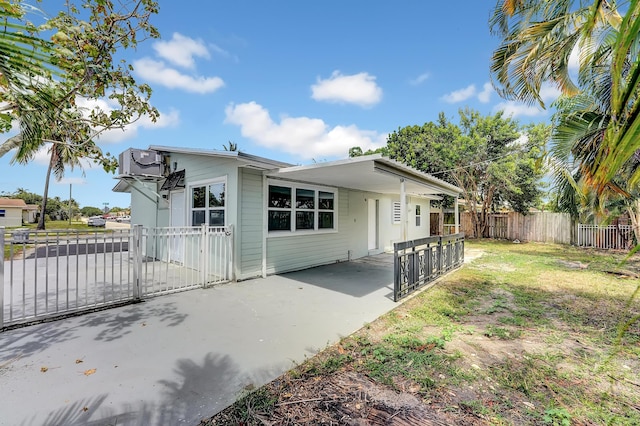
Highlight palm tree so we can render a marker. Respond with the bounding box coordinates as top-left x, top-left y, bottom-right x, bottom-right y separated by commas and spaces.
490, 0, 640, 193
